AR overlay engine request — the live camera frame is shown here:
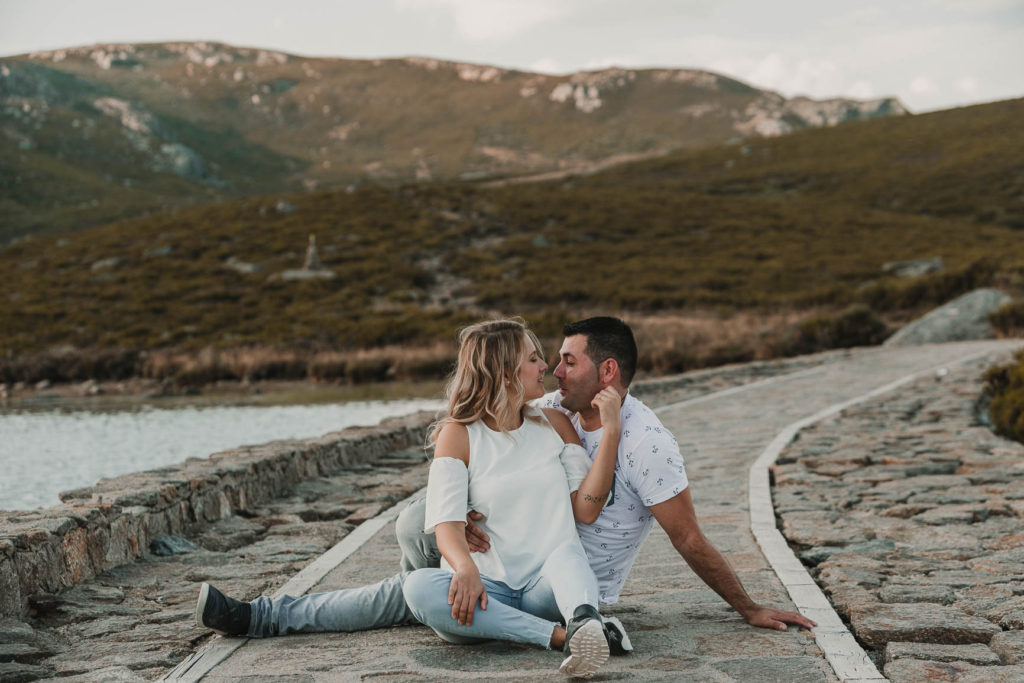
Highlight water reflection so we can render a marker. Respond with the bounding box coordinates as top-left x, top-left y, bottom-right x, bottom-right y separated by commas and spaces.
0, 399, 442, 510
